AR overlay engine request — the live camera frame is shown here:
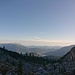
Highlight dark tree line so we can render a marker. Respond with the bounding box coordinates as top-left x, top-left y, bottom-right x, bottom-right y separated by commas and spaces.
0, 47, 56, 65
